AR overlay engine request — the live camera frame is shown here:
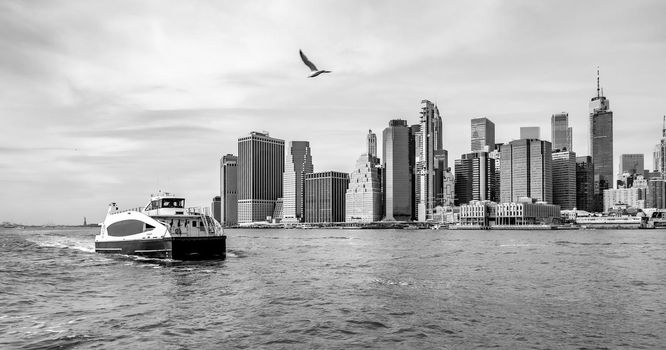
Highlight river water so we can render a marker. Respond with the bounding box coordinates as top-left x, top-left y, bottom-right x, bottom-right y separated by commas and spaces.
0, 227, 664, 349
